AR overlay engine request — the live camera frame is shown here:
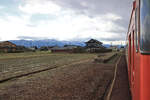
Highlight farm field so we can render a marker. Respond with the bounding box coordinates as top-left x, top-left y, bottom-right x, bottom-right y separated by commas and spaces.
0, 51, 119, 100
0, 52, 96, 82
